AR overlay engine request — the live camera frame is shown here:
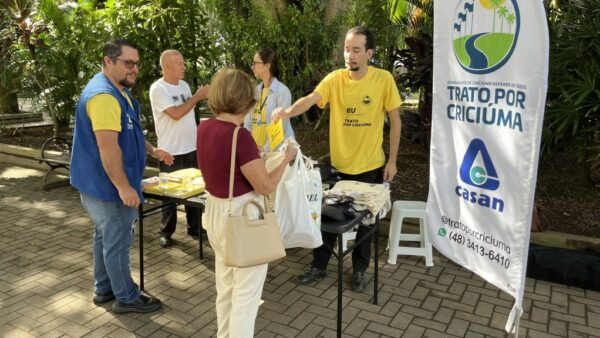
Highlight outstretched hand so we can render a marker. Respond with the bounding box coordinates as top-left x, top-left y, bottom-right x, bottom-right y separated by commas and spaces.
272, 107, 285, 123
194, 85, 210, 102
152, 148, 174, 166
